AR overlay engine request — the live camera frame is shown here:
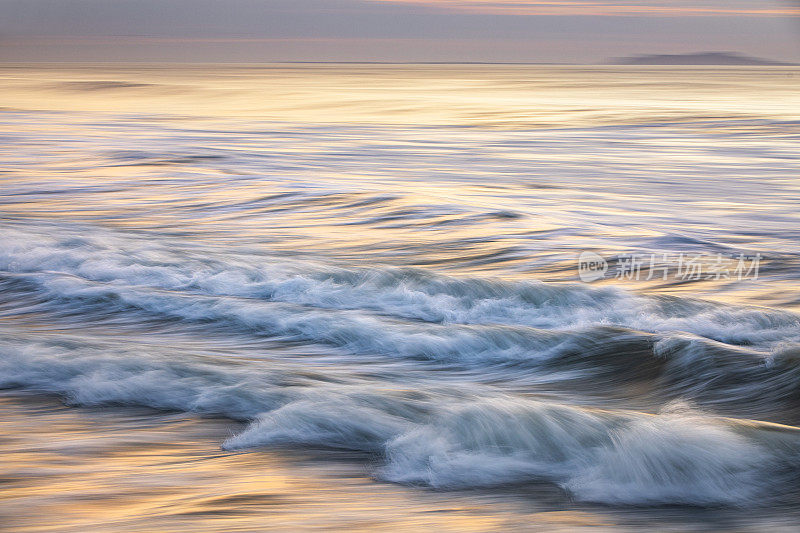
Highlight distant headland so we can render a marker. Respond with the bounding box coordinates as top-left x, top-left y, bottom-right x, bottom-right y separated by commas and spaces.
608, 52, 796, 66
